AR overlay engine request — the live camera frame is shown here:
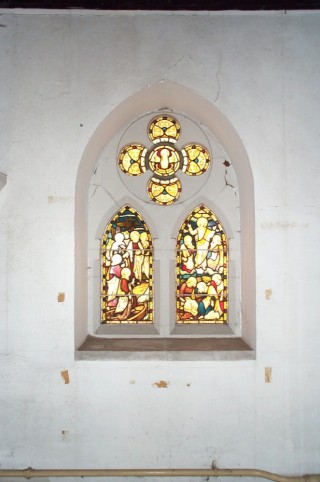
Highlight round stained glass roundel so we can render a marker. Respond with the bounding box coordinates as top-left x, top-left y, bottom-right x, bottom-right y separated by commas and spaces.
147, 177, 182, 205
118, 144, 147, 176
148, 145, 181, 177
148, 116, 181, 144
181, 144, 211, 176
